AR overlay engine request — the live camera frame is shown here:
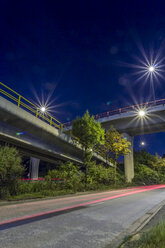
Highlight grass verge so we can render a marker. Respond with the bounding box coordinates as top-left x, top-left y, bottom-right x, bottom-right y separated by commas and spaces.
120, 220, 165, 248
7, 190, 75, 201
2, 182, 136, 202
